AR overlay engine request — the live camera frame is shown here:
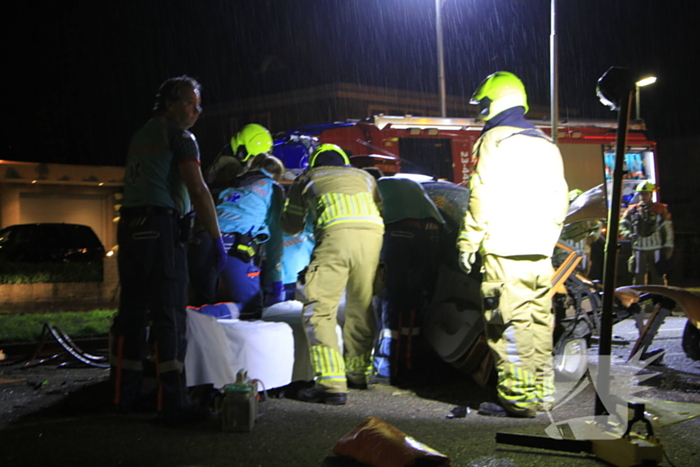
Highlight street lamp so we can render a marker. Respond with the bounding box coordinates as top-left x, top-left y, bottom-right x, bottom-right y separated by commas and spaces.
436, 0, 446, 117
635, 76, 657, 120
550, 0, 558, 143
